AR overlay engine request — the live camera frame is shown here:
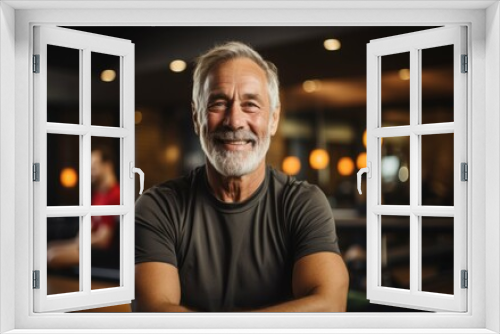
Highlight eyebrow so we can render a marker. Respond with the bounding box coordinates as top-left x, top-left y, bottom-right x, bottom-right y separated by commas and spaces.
207, 93, 263, 102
